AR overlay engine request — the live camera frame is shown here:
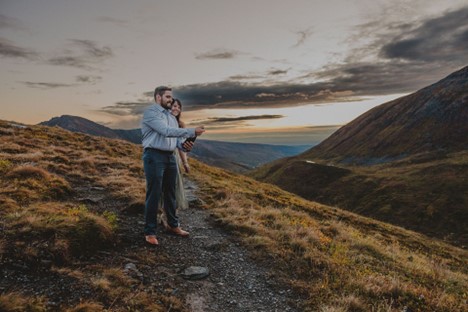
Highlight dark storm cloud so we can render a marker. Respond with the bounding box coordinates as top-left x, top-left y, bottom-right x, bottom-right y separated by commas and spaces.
380, 6, 468, 63
195, 49, 243, 60
21, 82, 75, 89
47, 39, 113, 70
309, 6, 468, 96
0, 37, 38, 59
172, 80, 357, 110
